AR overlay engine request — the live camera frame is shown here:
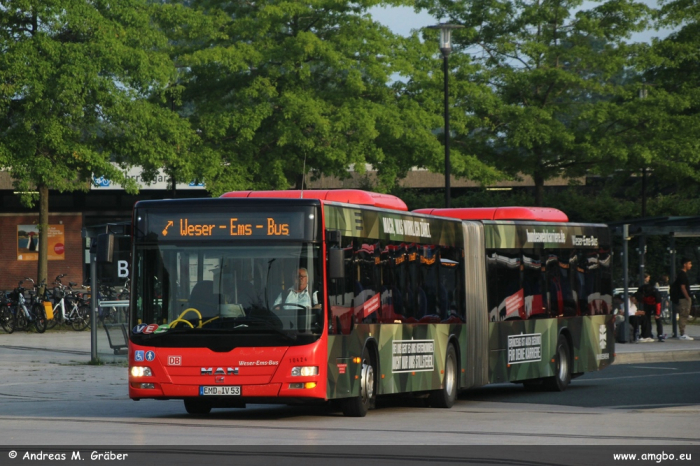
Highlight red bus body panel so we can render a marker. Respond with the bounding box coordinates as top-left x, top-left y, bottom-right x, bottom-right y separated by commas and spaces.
413, 206, 568, 222
221, 189, 408, 211
128, 337, 328, 401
